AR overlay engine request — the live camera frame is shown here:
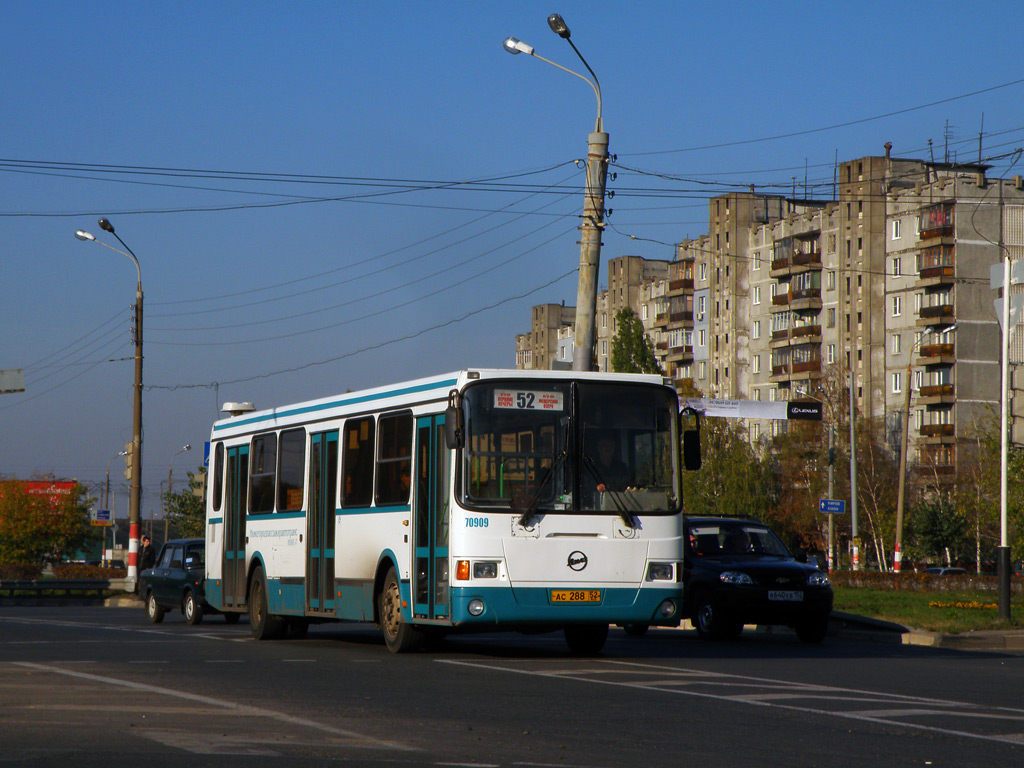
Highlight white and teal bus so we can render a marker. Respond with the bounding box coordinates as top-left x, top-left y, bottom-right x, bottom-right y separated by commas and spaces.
205, 368, 698, 654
